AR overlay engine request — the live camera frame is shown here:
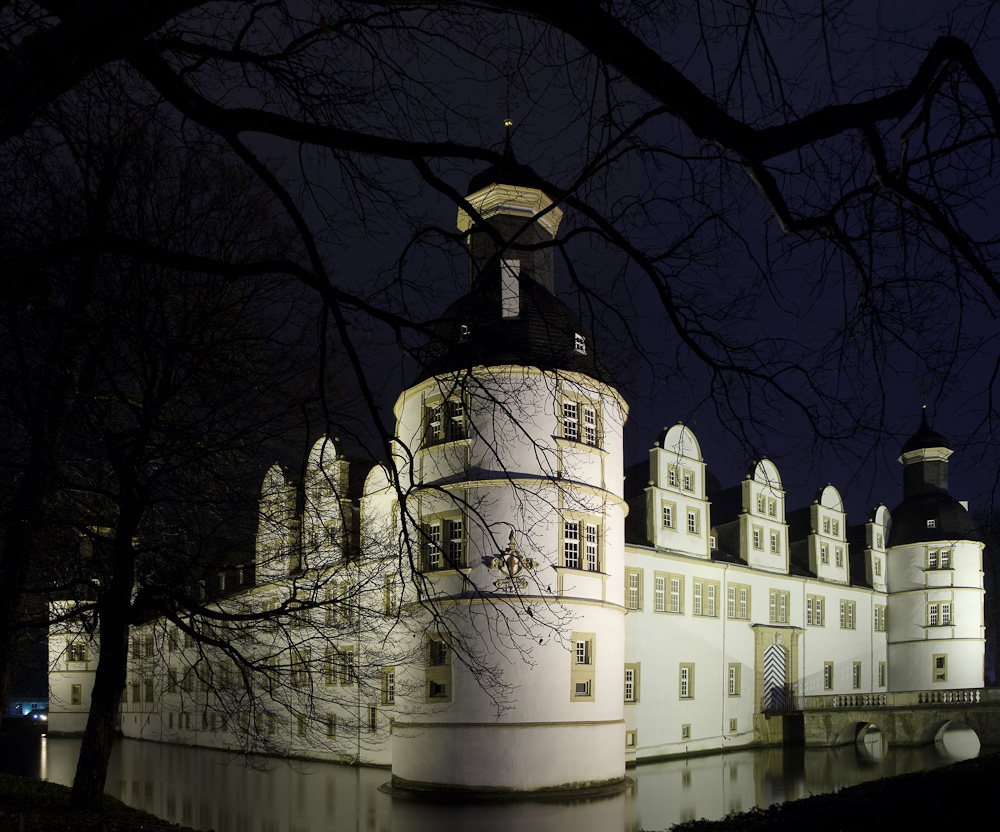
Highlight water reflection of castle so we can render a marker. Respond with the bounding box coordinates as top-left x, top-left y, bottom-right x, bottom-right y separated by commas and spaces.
48, 160, 985, 794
